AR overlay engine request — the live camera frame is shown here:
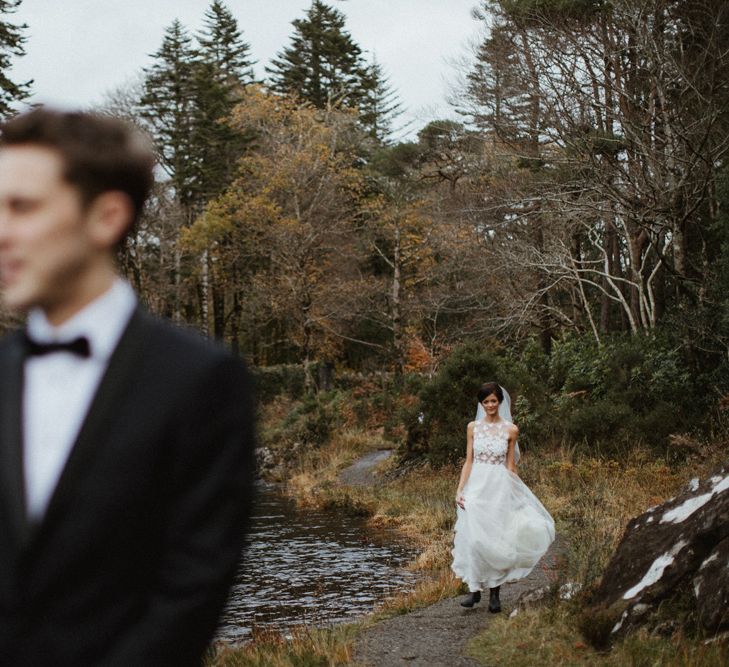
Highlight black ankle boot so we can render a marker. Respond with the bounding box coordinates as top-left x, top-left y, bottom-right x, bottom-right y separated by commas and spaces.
488, 586, 501, 613
460, 591, 481, 608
